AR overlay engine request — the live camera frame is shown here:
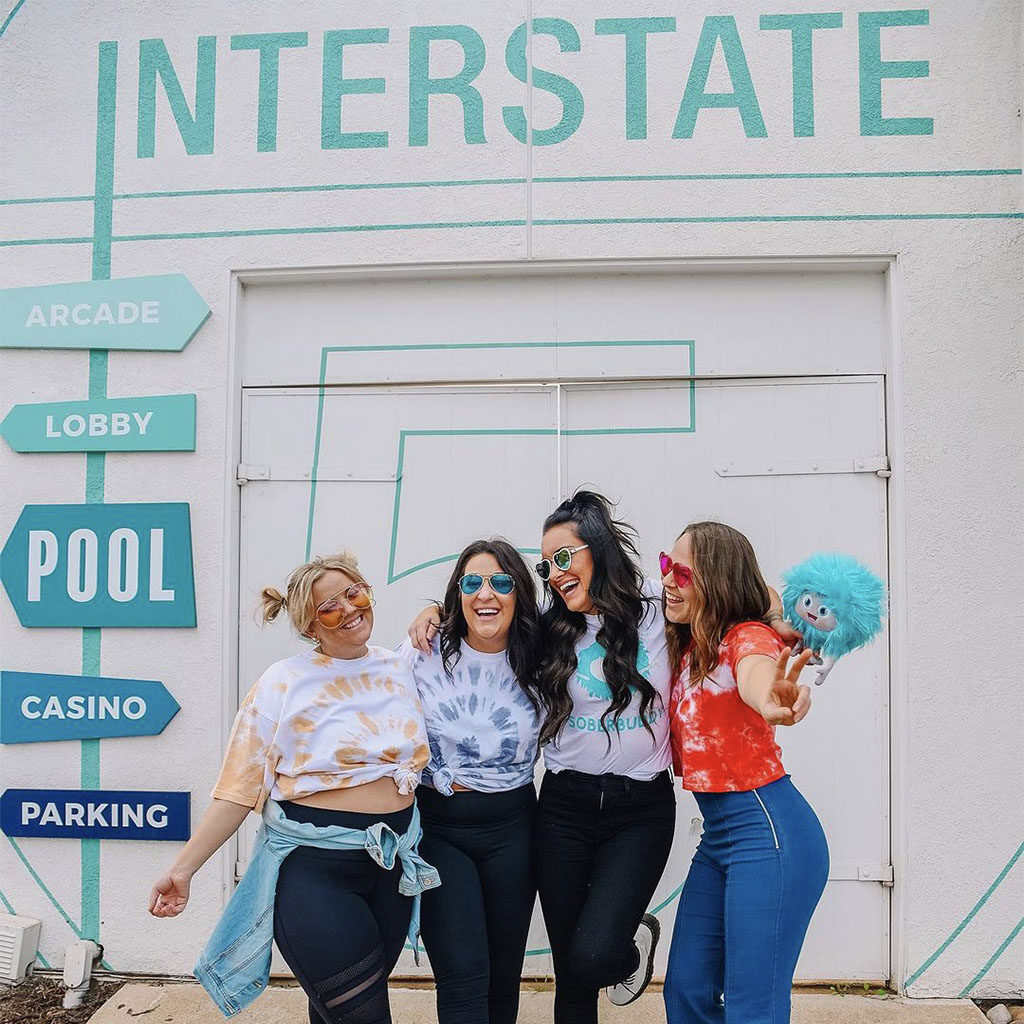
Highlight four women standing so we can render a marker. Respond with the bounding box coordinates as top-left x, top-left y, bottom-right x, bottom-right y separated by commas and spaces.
151, 495, 829, 1024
